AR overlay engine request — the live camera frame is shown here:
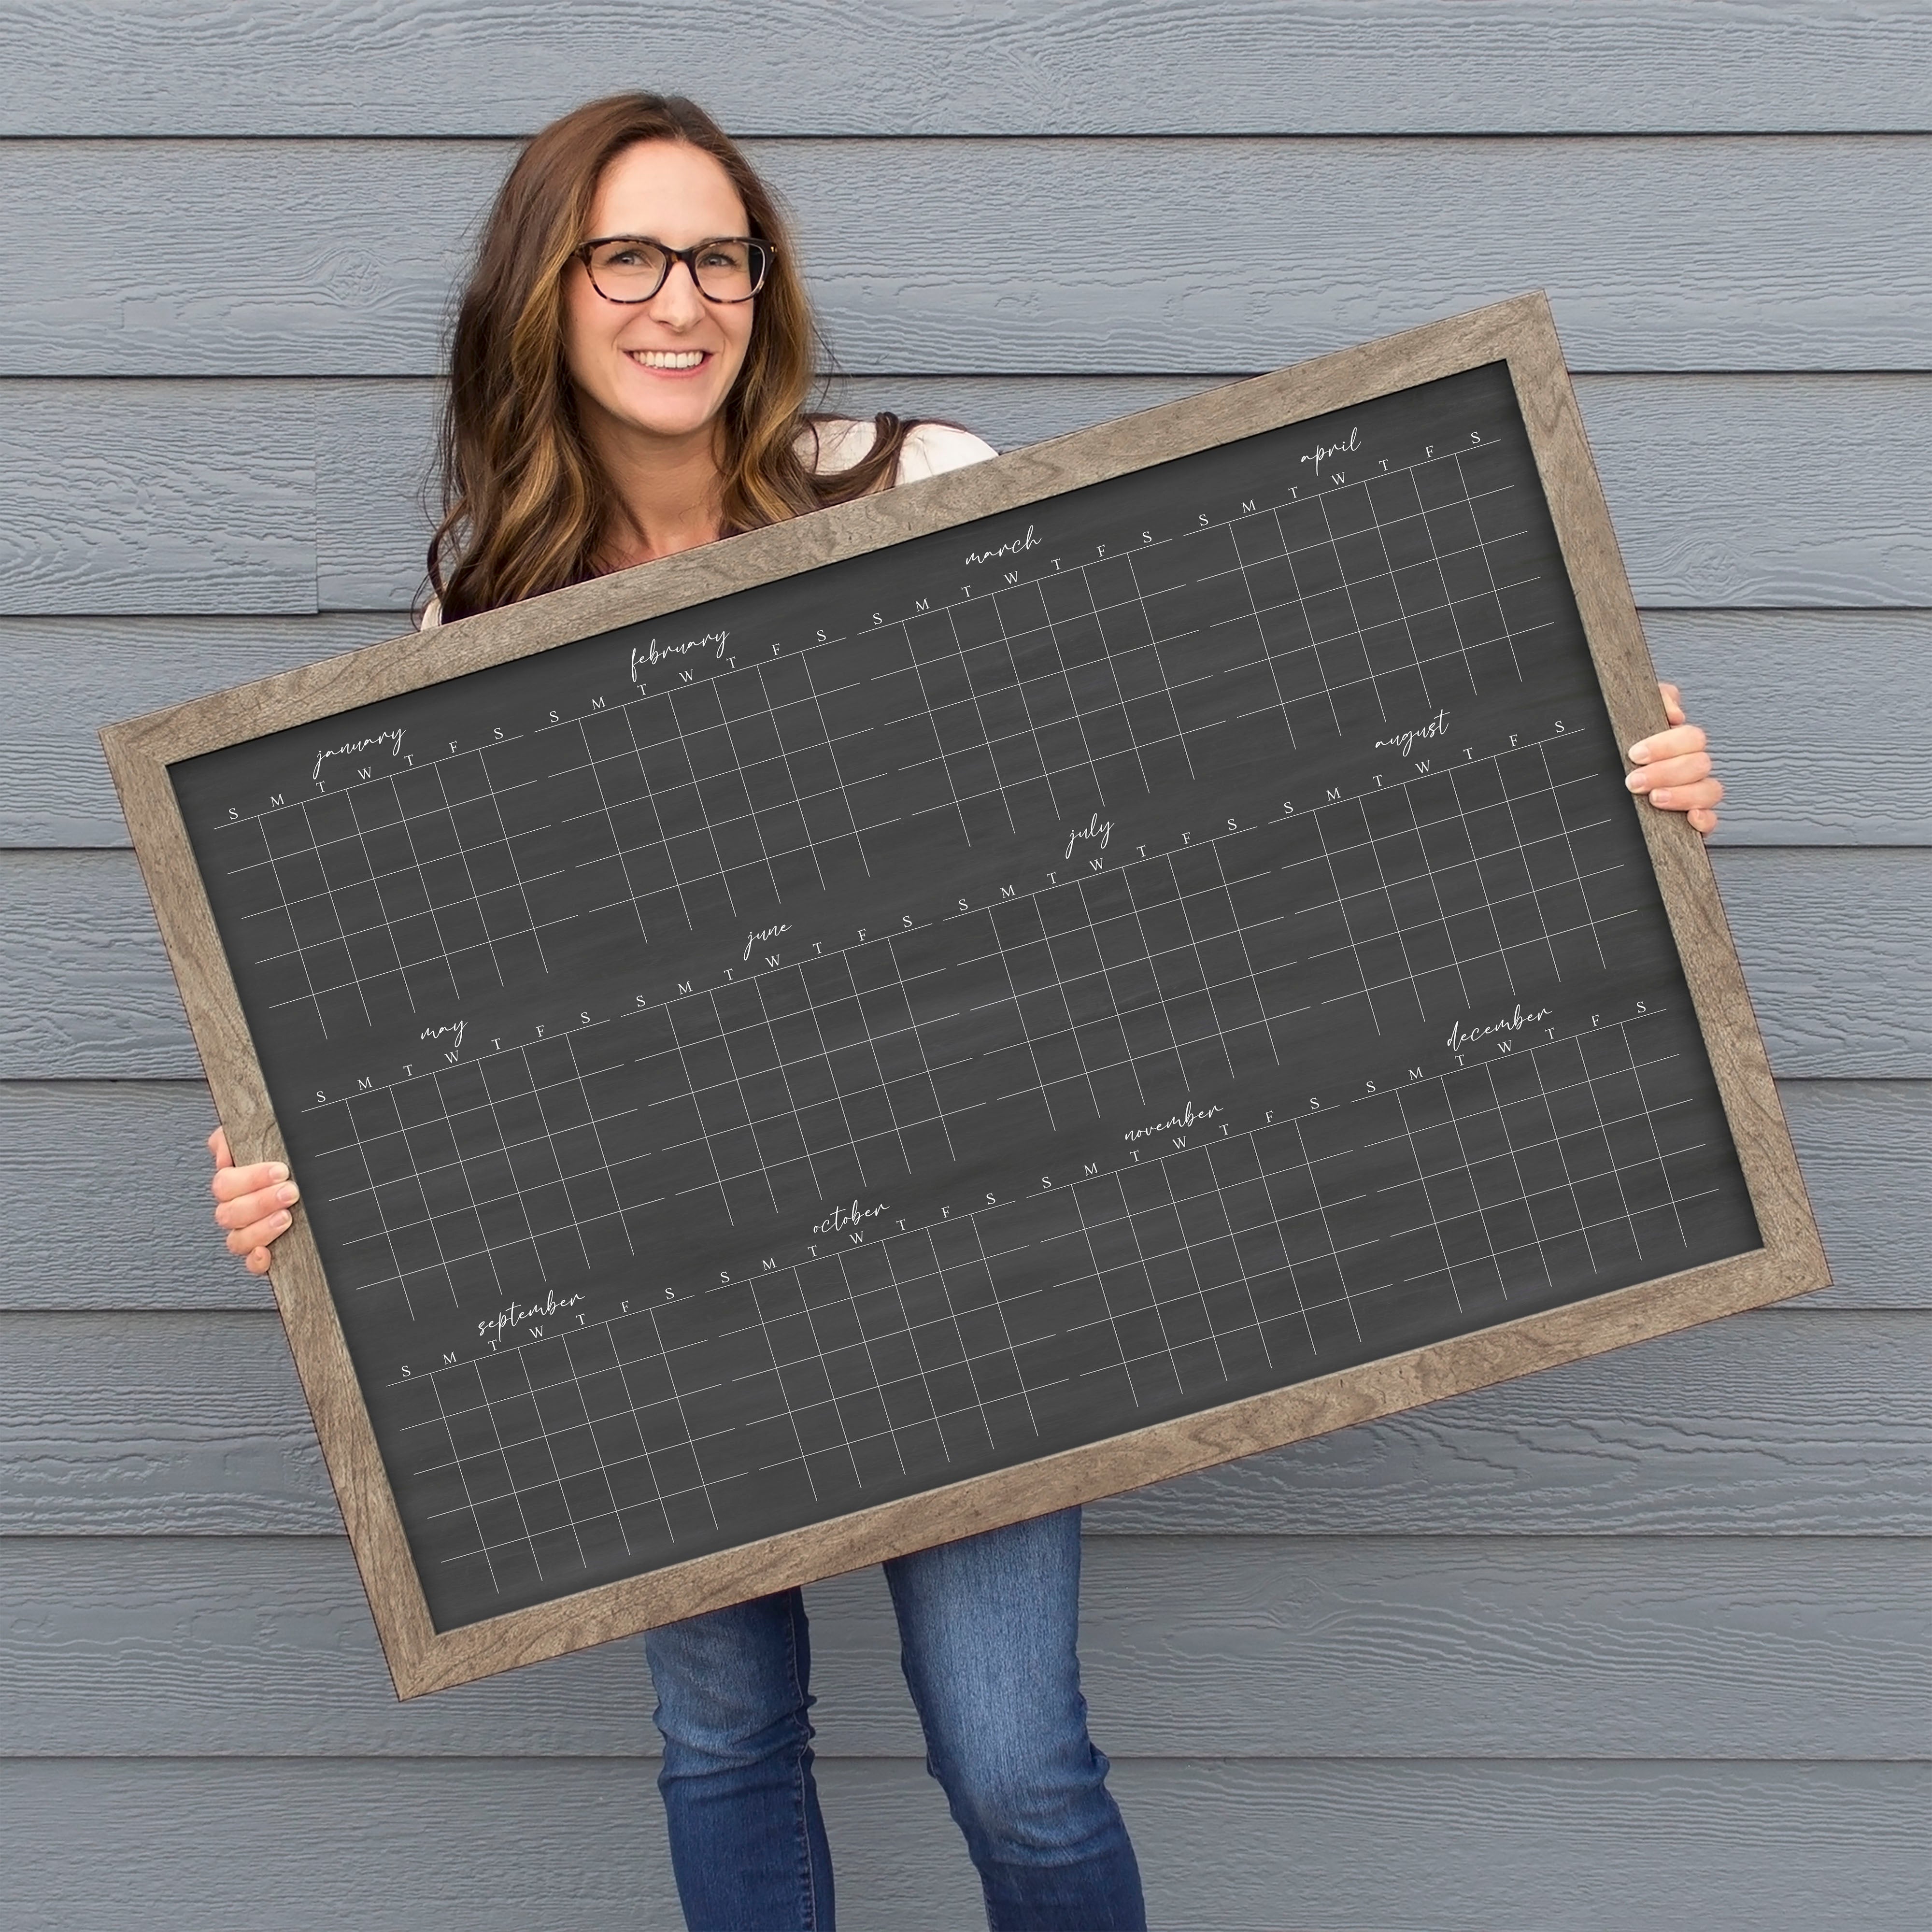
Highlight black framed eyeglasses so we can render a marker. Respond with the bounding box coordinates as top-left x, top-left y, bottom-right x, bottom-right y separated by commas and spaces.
575, 234, 774, 304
